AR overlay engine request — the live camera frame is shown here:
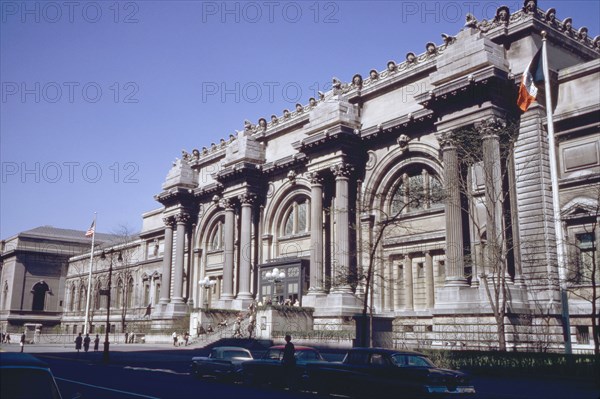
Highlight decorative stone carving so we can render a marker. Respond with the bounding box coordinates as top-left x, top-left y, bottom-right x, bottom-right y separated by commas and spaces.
295, 103, 304, 113
309, 97, 317, 107
238, 192, 256, 205
545, 8, 556, 24
192, 149, 200, 159
476, 117, 506, 138
162, 216, 176, 228
244, 120, 253, 131
266, 183, 275, 198
369, 69, 379, 80
201, 147, 208, 155
562, 17, 573, 35
287, 170, 297, 184
441, 33, 456, 45
465, 13, 478, 28
283, 109, 290, 119
523, 0, 536, 14
318, 91, 325, 101
212, 194, 220, 204
426, 42, 437, 55
352, 74, 363, 89
211, 142, 217, 151
220, 198, 234, 209
436, 131, 456, 150
365, 151, 377, 171
578, 27, 588, 42
495, 6, 510, 25
397, 134, 411, 149
271, 114, 279, 124
307, 171, 324, 185
228, 134, 236, 143
181, 150, 191, 162
330, 162, 354, 178
406, 52, 416, 64
220, 138, 226, 148
258, 118, 267, 131
175, 213, 190, 224
332, 77, 343, 95
594, 36, 600, 50
386, 61, 397, 73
